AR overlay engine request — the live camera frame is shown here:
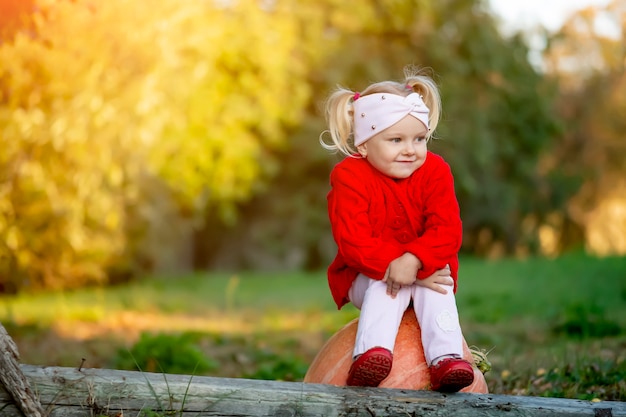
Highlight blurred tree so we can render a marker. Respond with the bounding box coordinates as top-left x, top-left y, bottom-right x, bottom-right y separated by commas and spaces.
427, 1, 564, 257
0, 0, 36, 40
0, 0, 313, 291
543, 0, 626, 255
193, 0, 335, 270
